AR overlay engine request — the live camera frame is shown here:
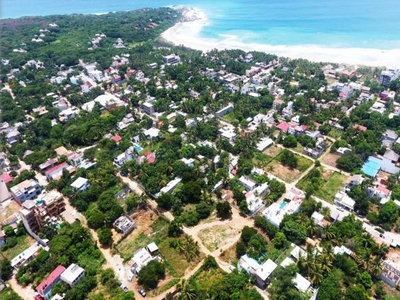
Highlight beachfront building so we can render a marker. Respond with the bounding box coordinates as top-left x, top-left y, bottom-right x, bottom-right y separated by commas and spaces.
379, 68, 399, 87
263, 188, 305, 227
10, 179, 42, 204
